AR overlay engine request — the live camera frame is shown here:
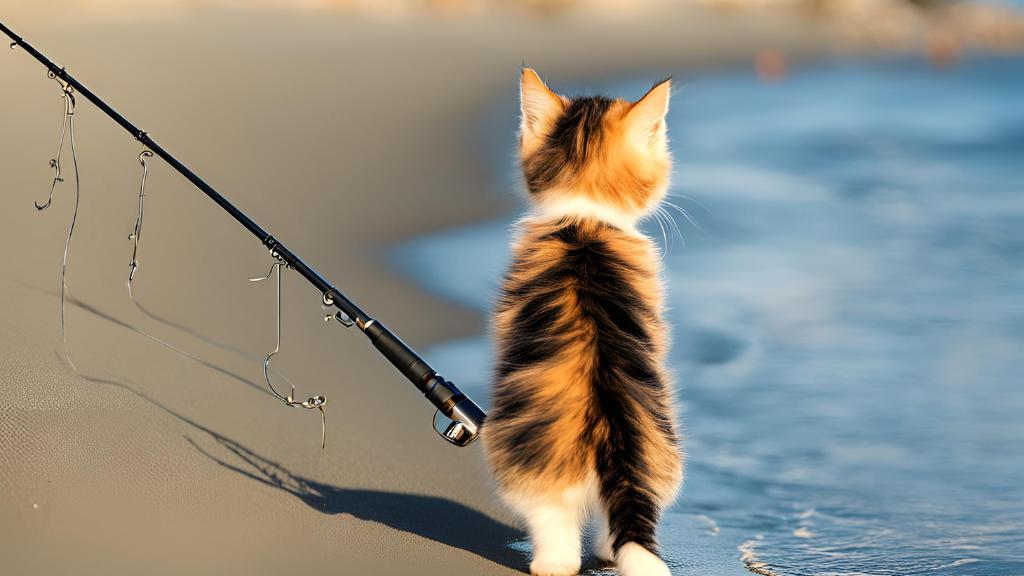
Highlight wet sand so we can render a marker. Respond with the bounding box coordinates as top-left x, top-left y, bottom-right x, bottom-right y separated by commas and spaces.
0, 6, 828, 574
